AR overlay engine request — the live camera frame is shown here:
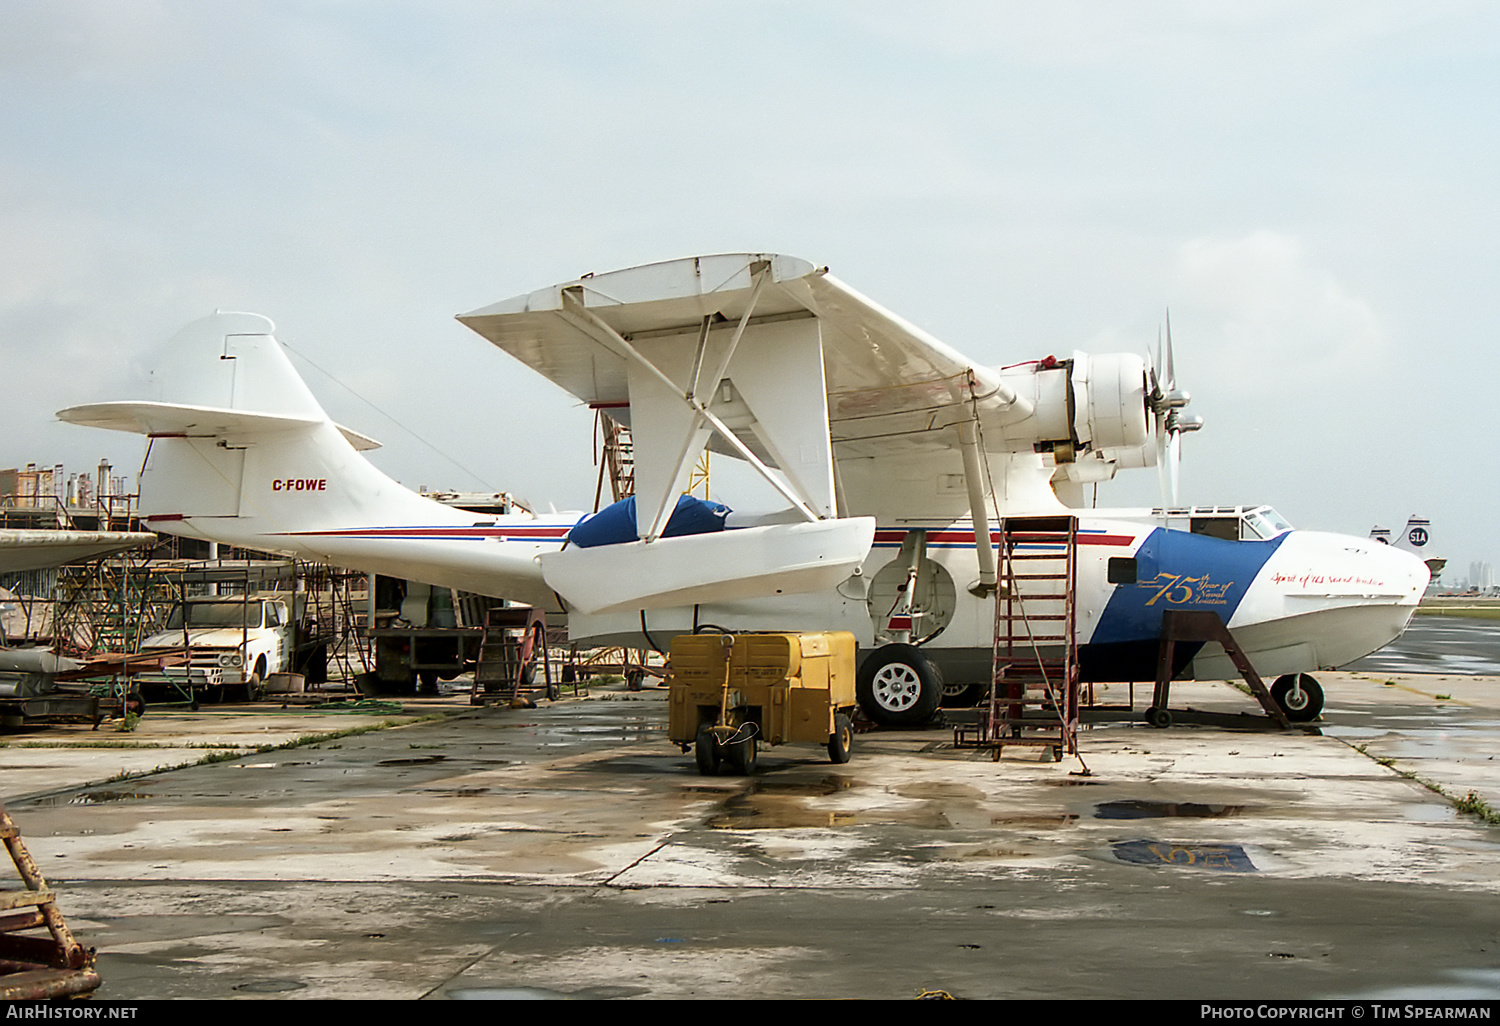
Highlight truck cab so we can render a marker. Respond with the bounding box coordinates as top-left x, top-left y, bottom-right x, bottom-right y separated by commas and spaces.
136, 595, 293, 703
